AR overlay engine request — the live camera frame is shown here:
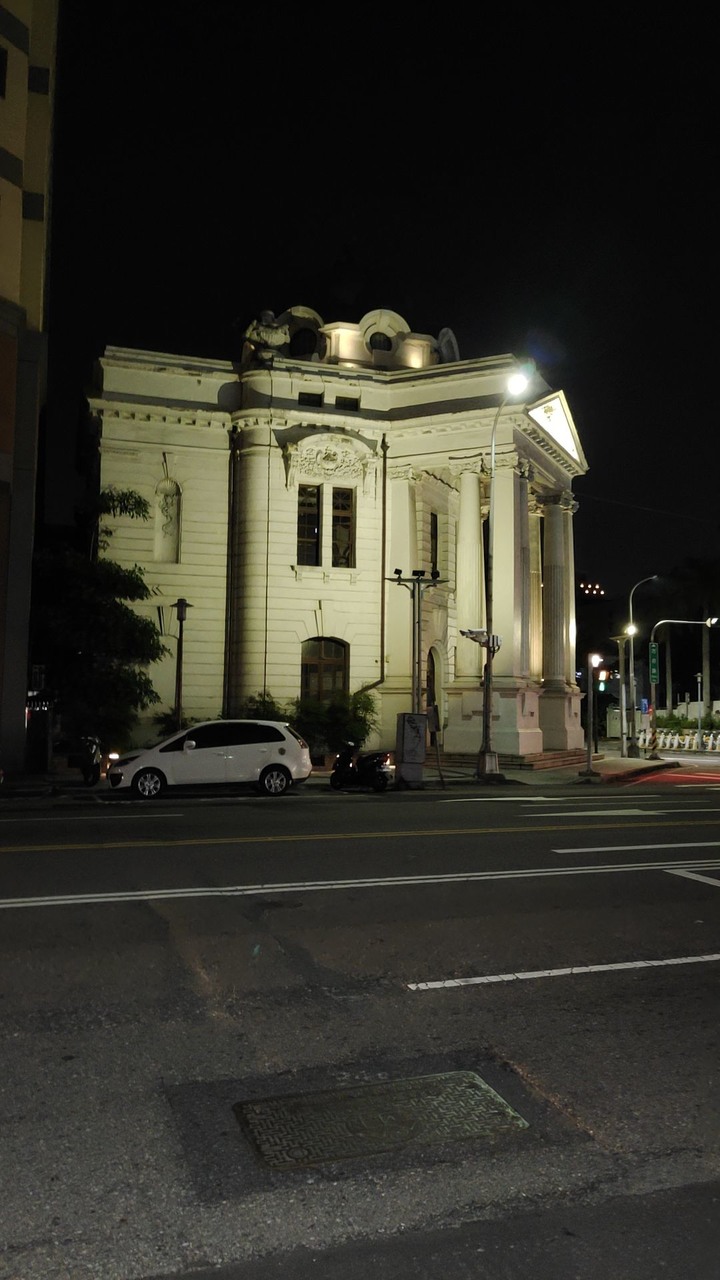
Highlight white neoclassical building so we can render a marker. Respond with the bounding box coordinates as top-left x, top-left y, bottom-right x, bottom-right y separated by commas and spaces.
90, 306, 588, 761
